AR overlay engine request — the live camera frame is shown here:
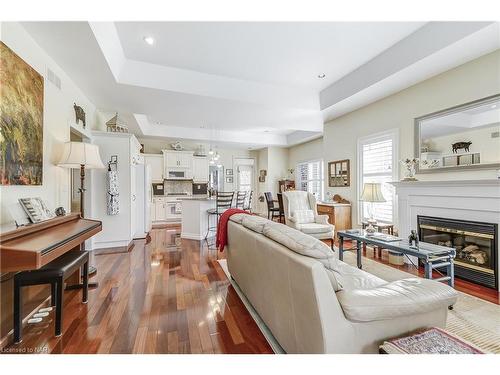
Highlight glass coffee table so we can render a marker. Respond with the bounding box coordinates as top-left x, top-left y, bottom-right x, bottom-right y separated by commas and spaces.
337, 230, 456, 287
